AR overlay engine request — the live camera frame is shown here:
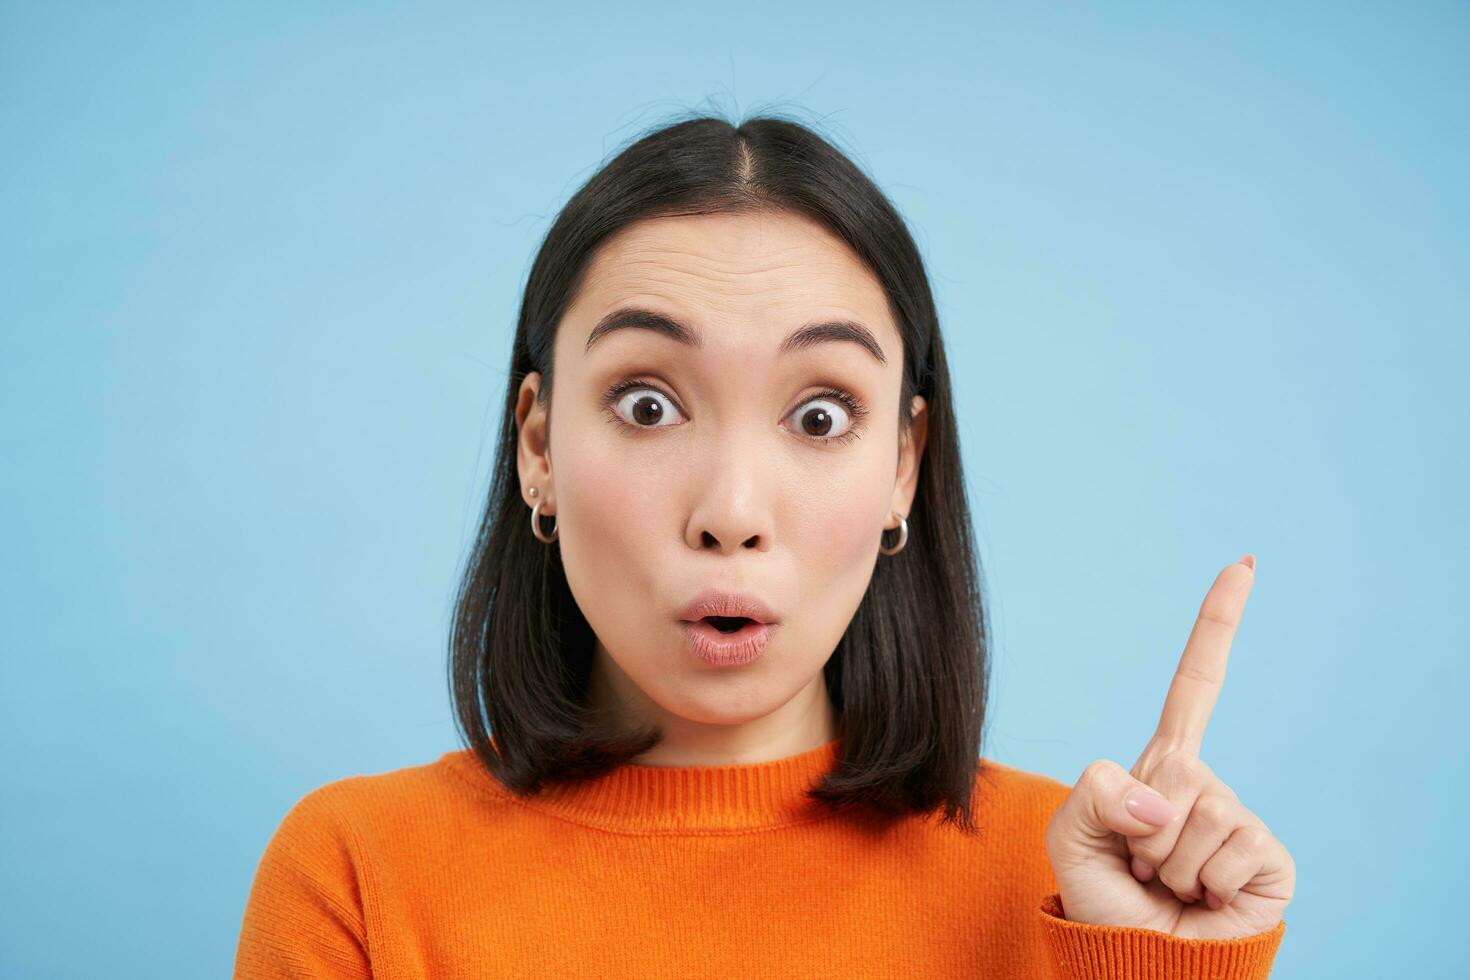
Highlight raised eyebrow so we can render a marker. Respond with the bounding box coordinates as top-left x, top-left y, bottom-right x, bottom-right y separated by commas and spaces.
584, 306, 888, 367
